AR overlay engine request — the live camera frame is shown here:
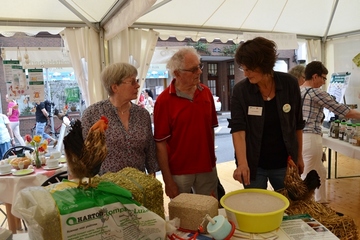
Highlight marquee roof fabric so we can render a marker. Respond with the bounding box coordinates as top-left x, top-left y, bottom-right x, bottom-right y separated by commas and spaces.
0, 0, 359, 42
132, 0, 360, 42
